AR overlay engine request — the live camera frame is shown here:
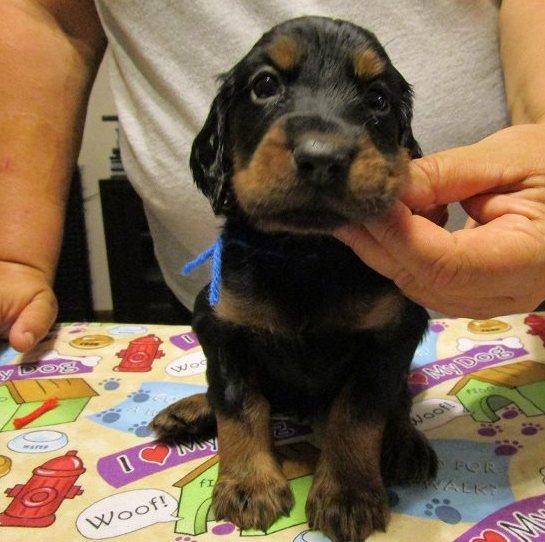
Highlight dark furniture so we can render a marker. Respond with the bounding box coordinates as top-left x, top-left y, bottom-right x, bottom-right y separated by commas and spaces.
54, 169, 94, 322
99, 177, 192, 324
